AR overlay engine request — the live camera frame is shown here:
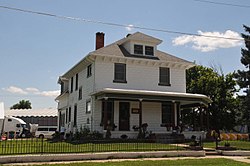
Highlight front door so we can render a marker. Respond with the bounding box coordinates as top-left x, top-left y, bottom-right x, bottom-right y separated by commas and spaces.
119, 102, 130, 131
